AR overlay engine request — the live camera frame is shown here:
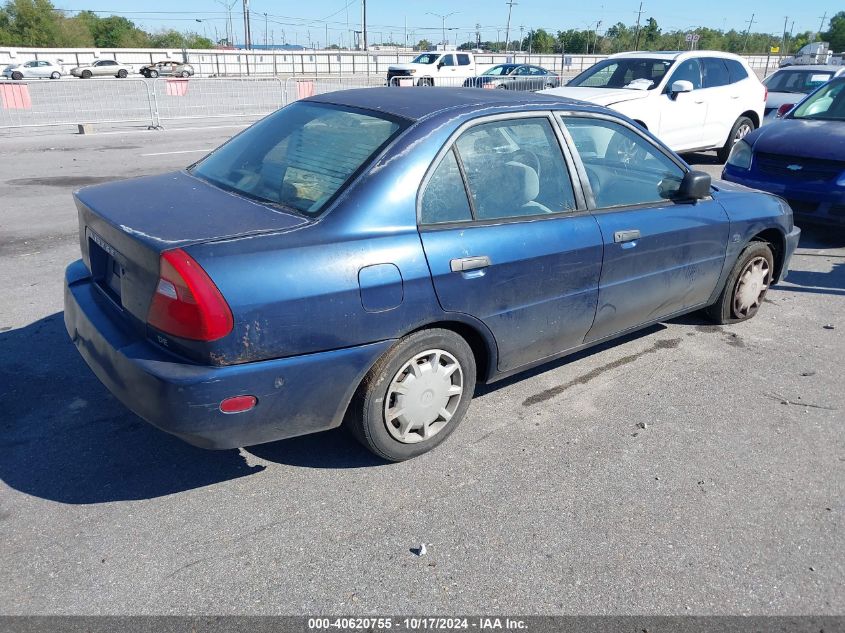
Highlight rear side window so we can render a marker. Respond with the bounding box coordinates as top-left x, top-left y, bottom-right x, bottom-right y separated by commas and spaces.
703, 58, 730, 88
457, 54, 471, 66
454, 118, 576, 220
420, 149, 473, 224
192, 102, 404, 217
725, 59, 749, 83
